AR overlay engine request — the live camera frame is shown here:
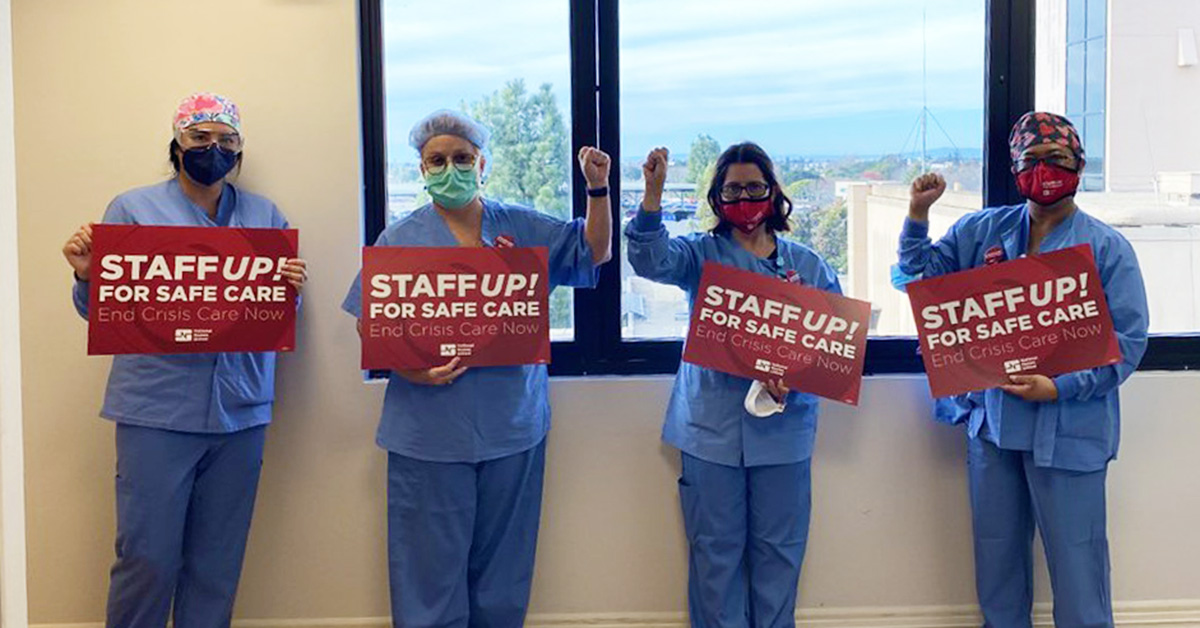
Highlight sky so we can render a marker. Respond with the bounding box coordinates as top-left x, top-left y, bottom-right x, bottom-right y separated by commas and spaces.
381, 0, 985, 163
